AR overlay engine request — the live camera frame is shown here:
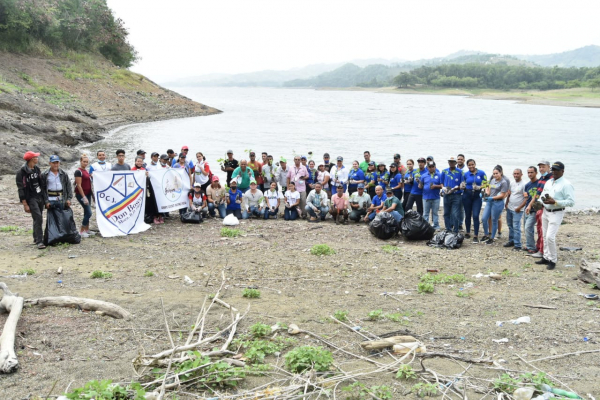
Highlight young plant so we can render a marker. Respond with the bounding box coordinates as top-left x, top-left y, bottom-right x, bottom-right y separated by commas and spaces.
396, 364, 417, 380
412, 382, 438, 397
382, 245, 400, 254
493, 373, 520, 393
144, 271, 154, 277
334, 310, 349, 322
249, 323, 271, 338
456, 291, 470, 298
418, 282, 434, 294
367, 309, 383, 321
342, 382, 392, 399
91, 270, 112, 279
65, 380, 146, 400
310, 244, 335, 256
17, 268, 35, 275
242, 288, 261, 298
221, 227, 242, 237
284, 346, 333, 373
